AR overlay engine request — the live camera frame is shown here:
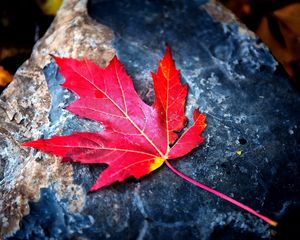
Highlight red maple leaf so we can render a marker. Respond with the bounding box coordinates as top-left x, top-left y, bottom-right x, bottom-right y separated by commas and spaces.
24, 46, 206, 190
23, 47, 277, 226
